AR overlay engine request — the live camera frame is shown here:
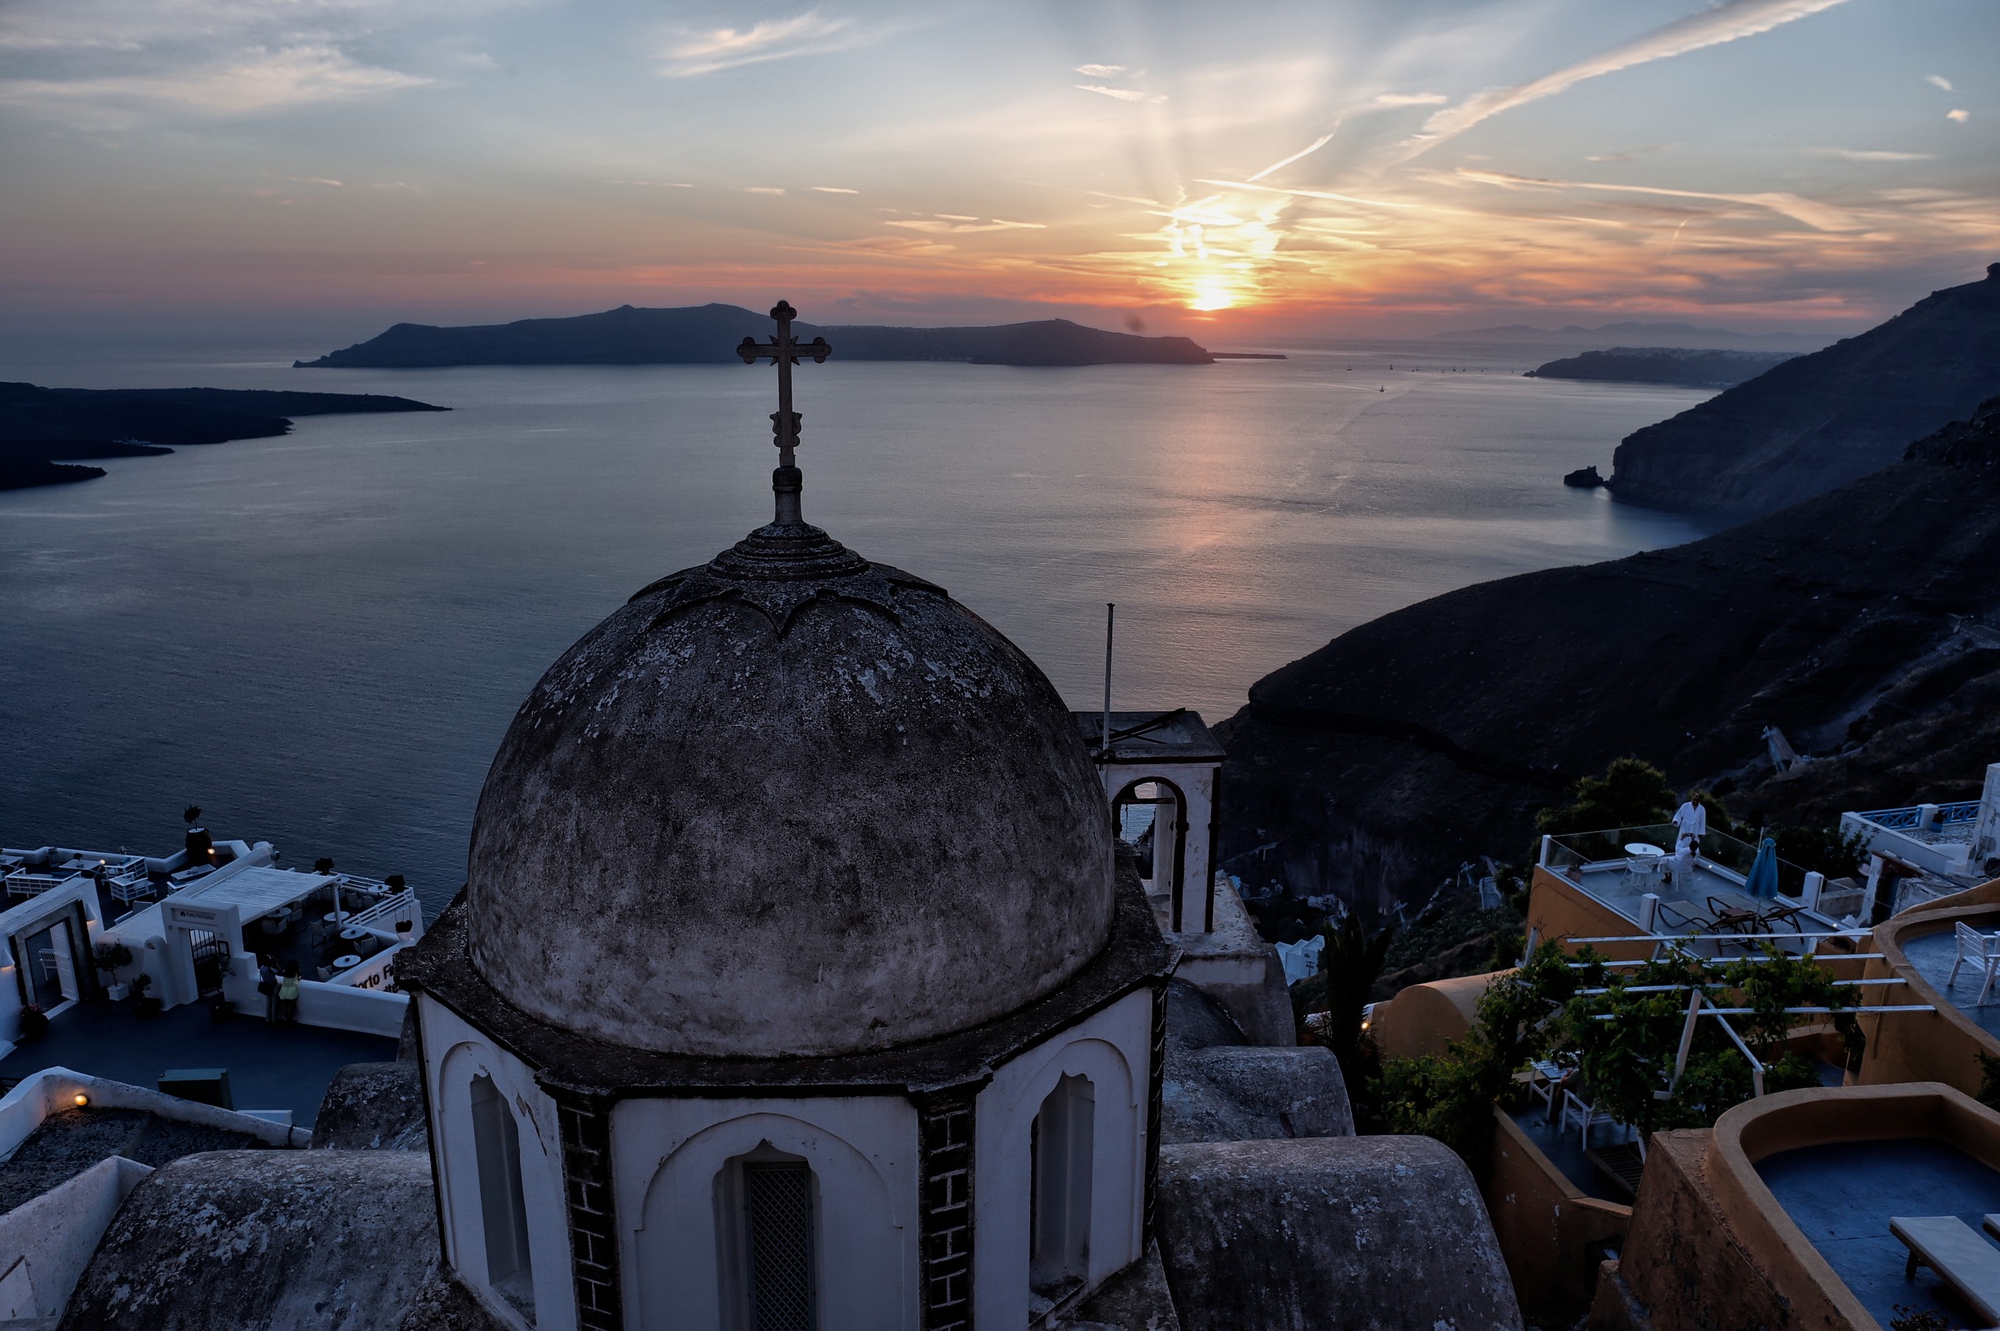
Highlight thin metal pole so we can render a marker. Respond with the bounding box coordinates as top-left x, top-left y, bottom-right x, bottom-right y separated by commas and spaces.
1101, 603, 1115, 758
